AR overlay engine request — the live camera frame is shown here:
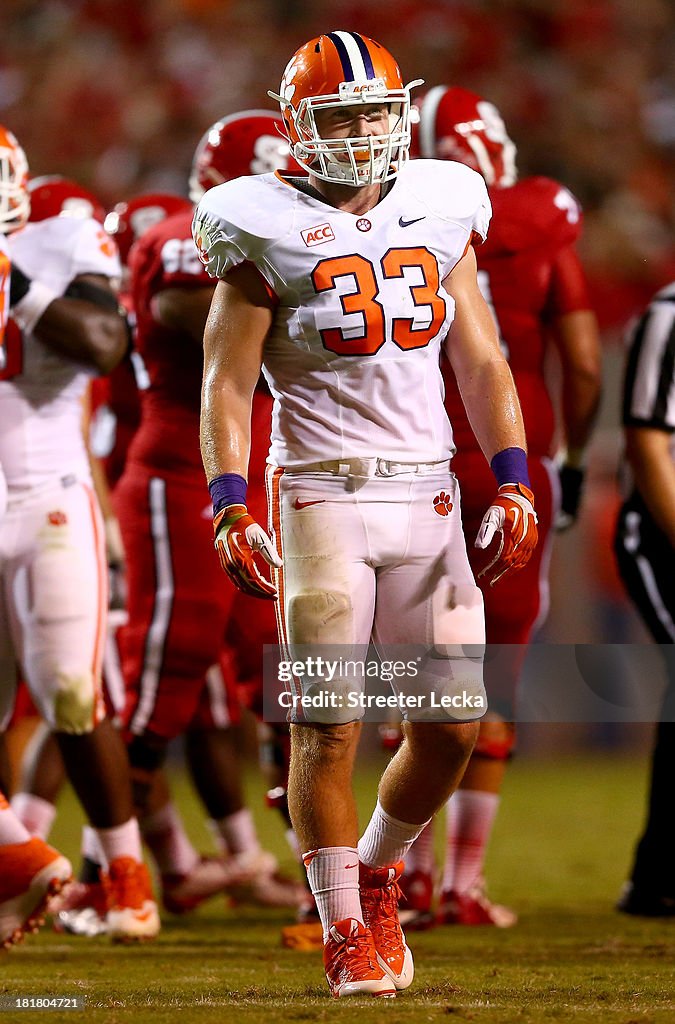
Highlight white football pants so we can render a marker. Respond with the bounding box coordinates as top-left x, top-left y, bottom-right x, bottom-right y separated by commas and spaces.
0, 476, 107, 733
266, 461, 486, 723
